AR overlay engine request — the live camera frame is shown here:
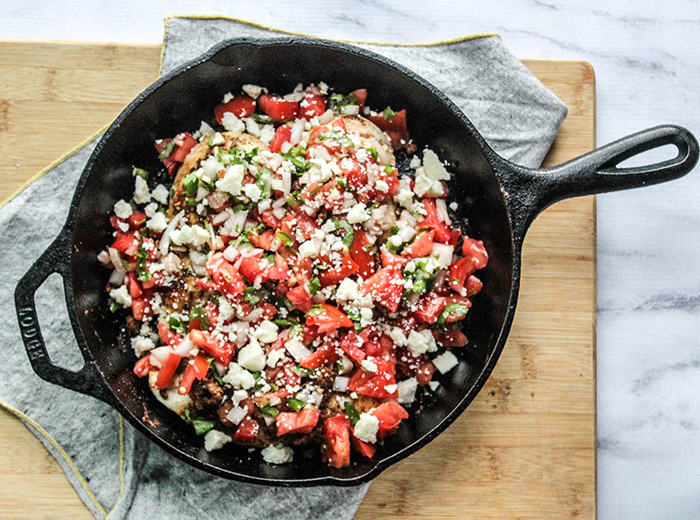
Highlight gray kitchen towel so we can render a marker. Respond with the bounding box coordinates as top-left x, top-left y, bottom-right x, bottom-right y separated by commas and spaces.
0, 16, 567, 520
